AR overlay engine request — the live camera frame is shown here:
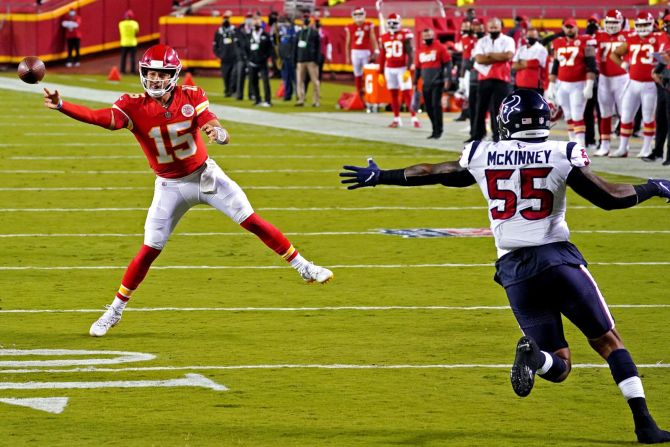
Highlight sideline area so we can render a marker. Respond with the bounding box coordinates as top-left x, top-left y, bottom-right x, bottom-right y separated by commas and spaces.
3, 77, 669, 179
